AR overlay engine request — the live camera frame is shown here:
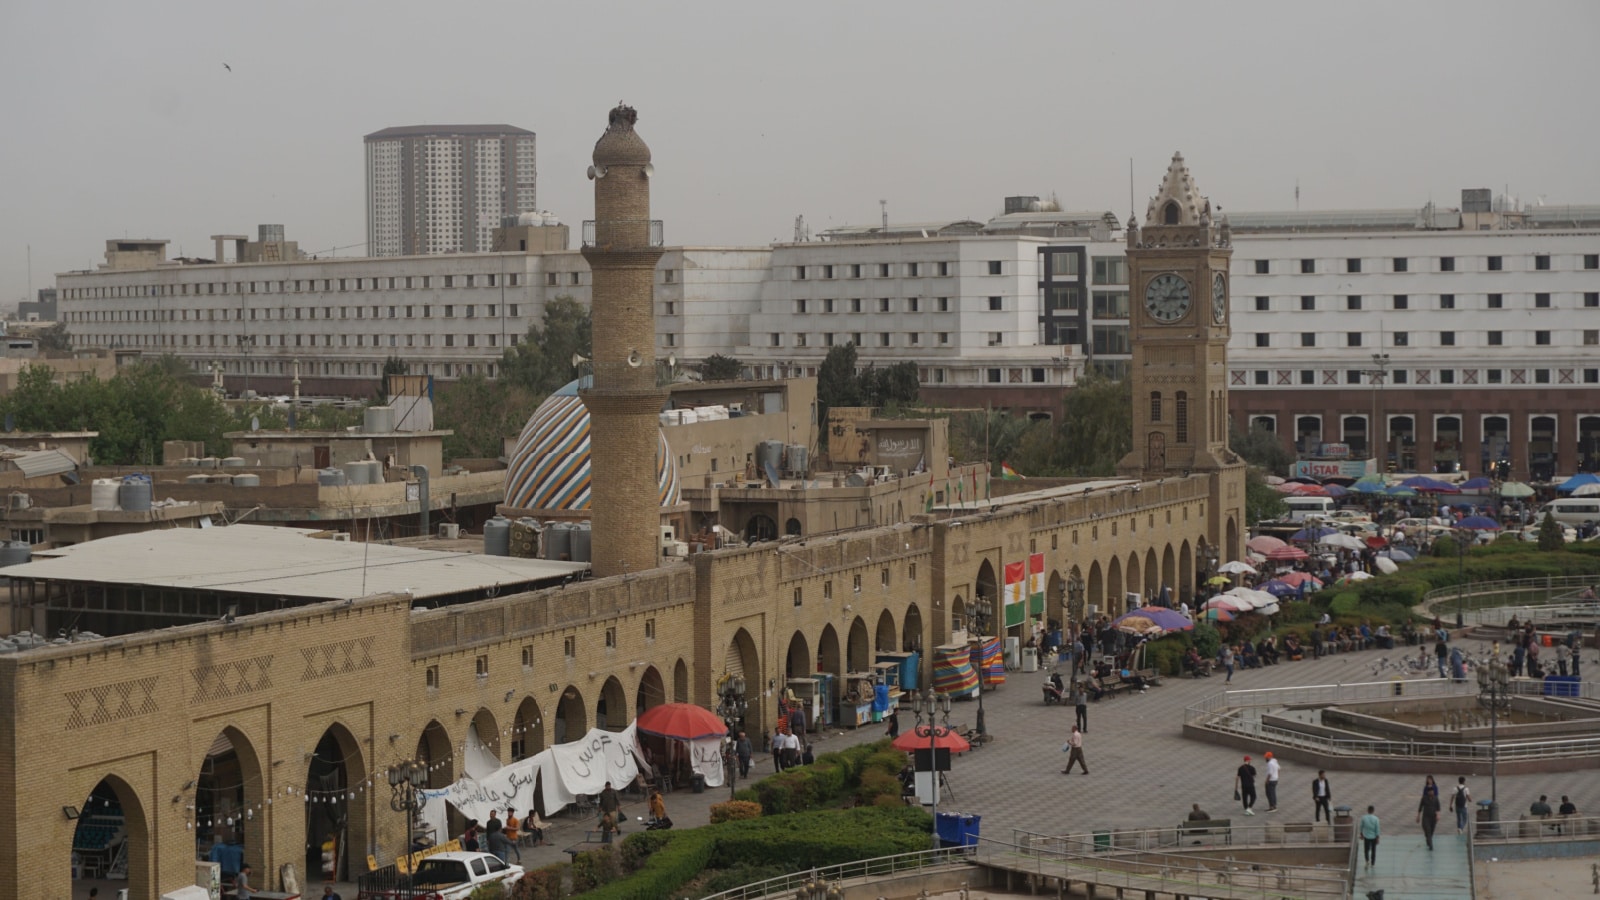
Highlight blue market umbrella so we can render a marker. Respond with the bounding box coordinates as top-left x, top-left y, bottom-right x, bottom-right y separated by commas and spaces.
1290, 526, 1338, 541
1458, 477, 1493, 492
1558, 473, 1600, 494
1384, 485, 1417, 498
1350, 481, 1386, 494
1455, 516, 1501, 531
1325, 484, 1349, 498
1400, 476, 1461, 494
1259, 580, 1299, 598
